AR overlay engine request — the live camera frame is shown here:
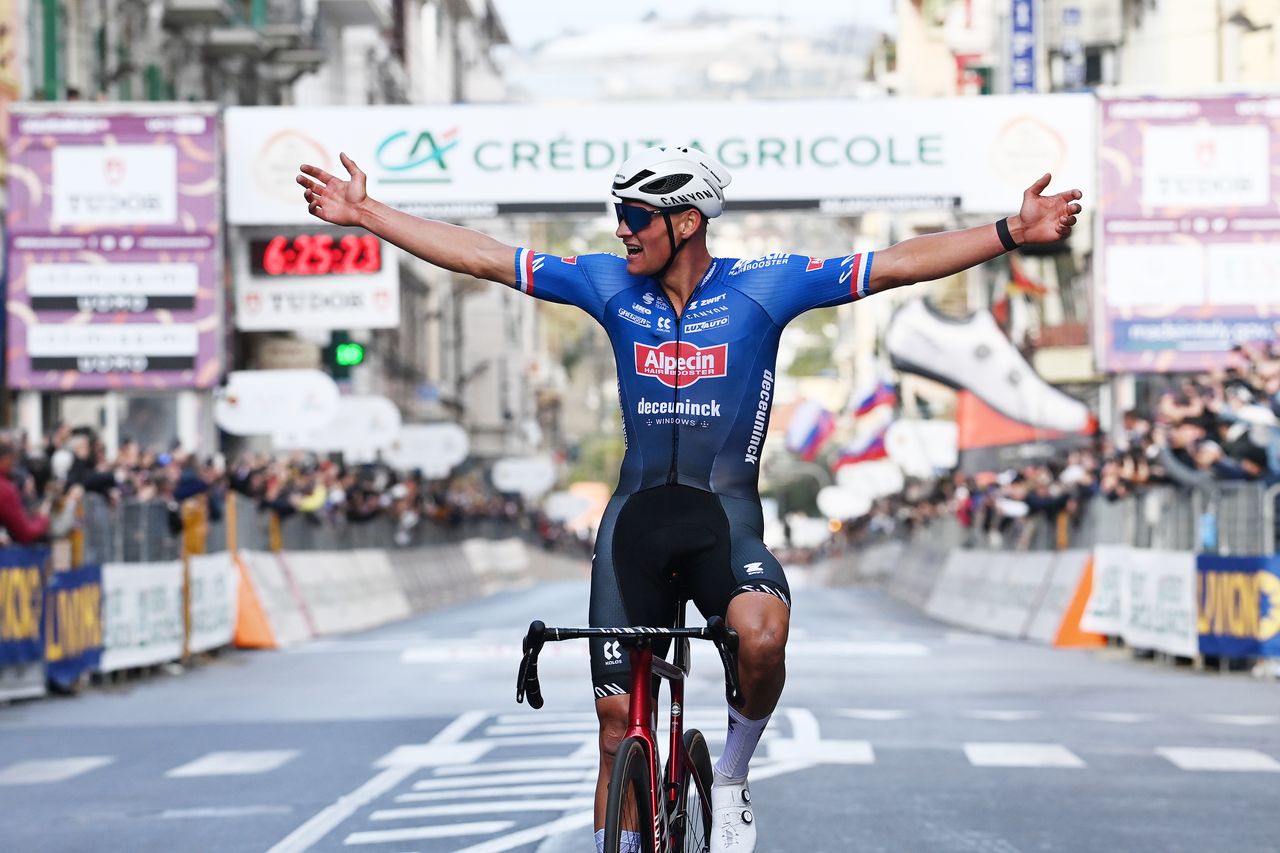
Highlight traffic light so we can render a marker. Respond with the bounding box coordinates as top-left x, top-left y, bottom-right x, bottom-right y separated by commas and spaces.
324, 330, 365, 380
